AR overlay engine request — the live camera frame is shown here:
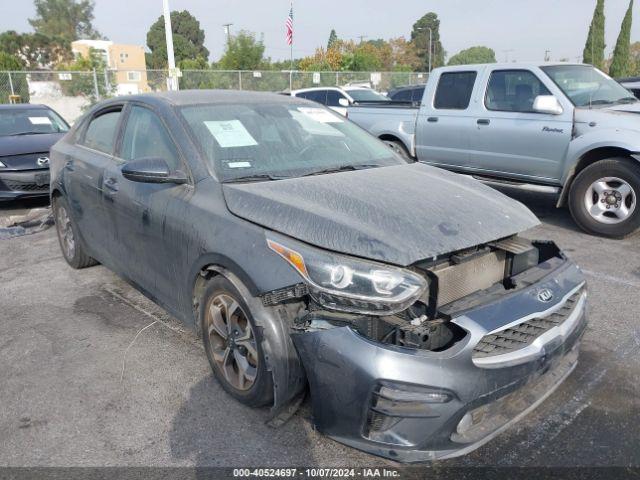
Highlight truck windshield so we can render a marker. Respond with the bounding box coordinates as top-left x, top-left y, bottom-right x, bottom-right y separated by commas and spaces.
542, 65, 637, 107
181, 102, 404, 182
0, 108, 69, 136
